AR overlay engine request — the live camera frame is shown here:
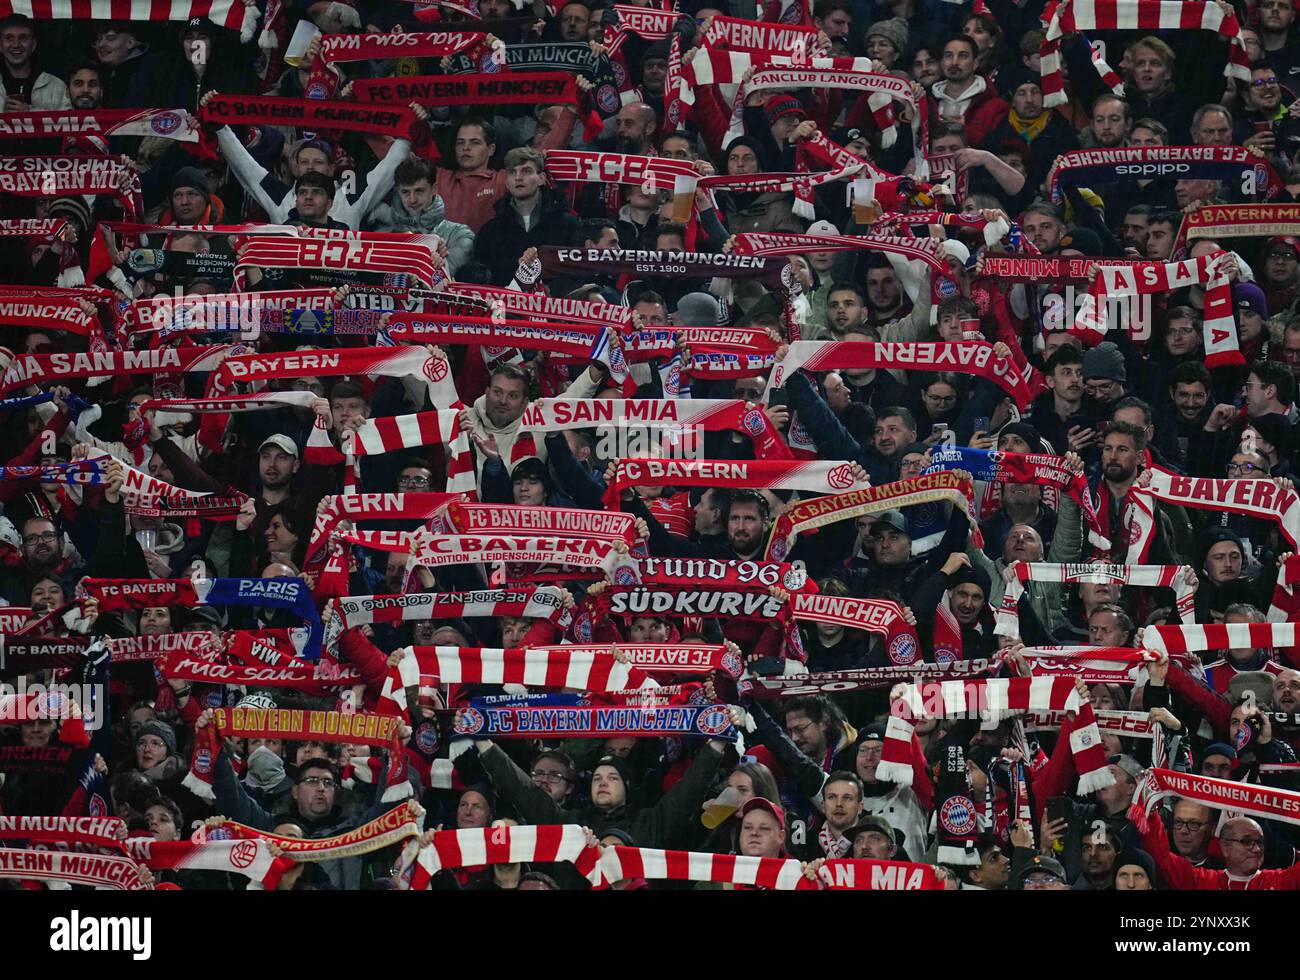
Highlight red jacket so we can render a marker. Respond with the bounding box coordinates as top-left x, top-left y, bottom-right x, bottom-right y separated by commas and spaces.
926, 87, 1009, 149
1142, 816, 1300, 889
